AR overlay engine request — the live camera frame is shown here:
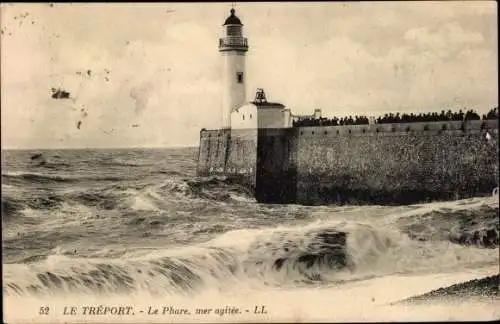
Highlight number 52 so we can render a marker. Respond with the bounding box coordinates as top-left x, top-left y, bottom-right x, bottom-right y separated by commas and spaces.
39, 307, 50, 315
